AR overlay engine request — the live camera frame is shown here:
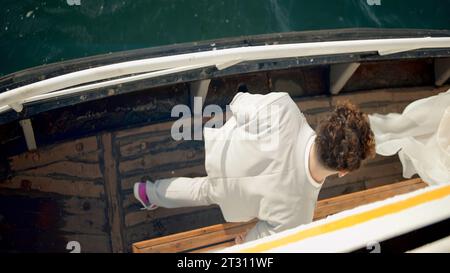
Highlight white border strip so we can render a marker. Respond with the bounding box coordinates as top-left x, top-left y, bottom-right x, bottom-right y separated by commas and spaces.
1, 37, 450, 113
221, 185, 450, 253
